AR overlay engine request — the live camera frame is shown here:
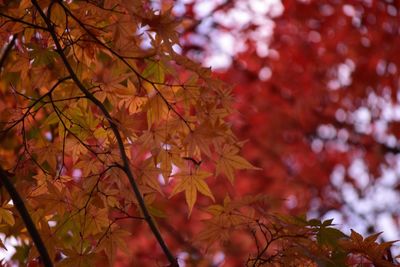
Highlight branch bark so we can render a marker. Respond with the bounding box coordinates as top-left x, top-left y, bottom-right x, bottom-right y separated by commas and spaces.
0, 167, 53, 267
0, 34, 16, 71
30, 1, 178, 265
